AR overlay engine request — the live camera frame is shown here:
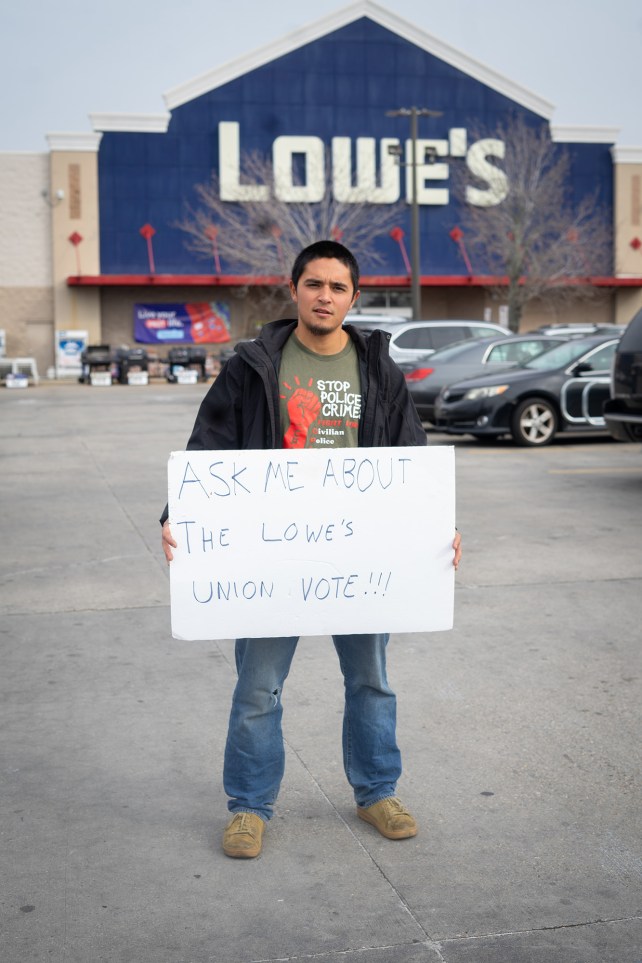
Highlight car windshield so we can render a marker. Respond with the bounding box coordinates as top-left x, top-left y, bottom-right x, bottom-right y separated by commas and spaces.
523, 340, 604, 371
424, 341, 486, 363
